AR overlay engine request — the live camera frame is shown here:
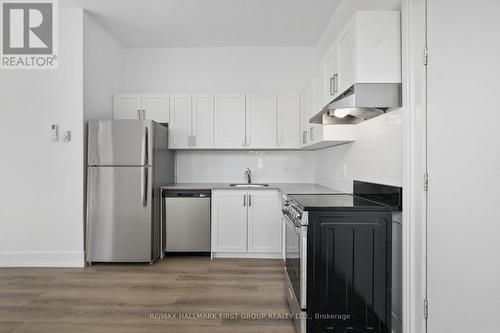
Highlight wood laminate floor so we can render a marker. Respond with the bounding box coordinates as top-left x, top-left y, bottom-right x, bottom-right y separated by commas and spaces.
0, 257, 295, 333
